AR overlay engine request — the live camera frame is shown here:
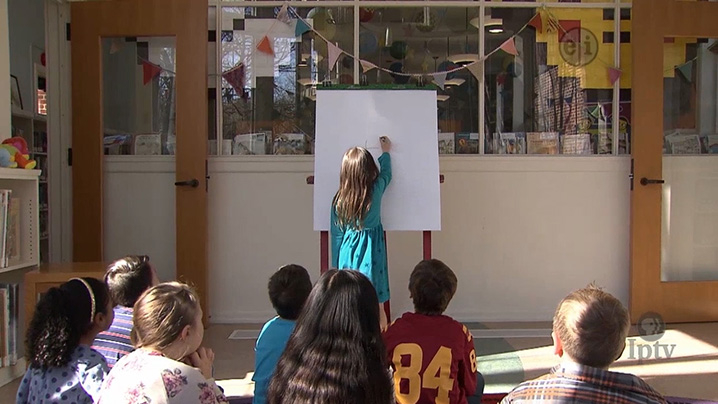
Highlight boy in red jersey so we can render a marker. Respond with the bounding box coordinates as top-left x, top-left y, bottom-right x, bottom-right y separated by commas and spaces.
384, 259, 484, 404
